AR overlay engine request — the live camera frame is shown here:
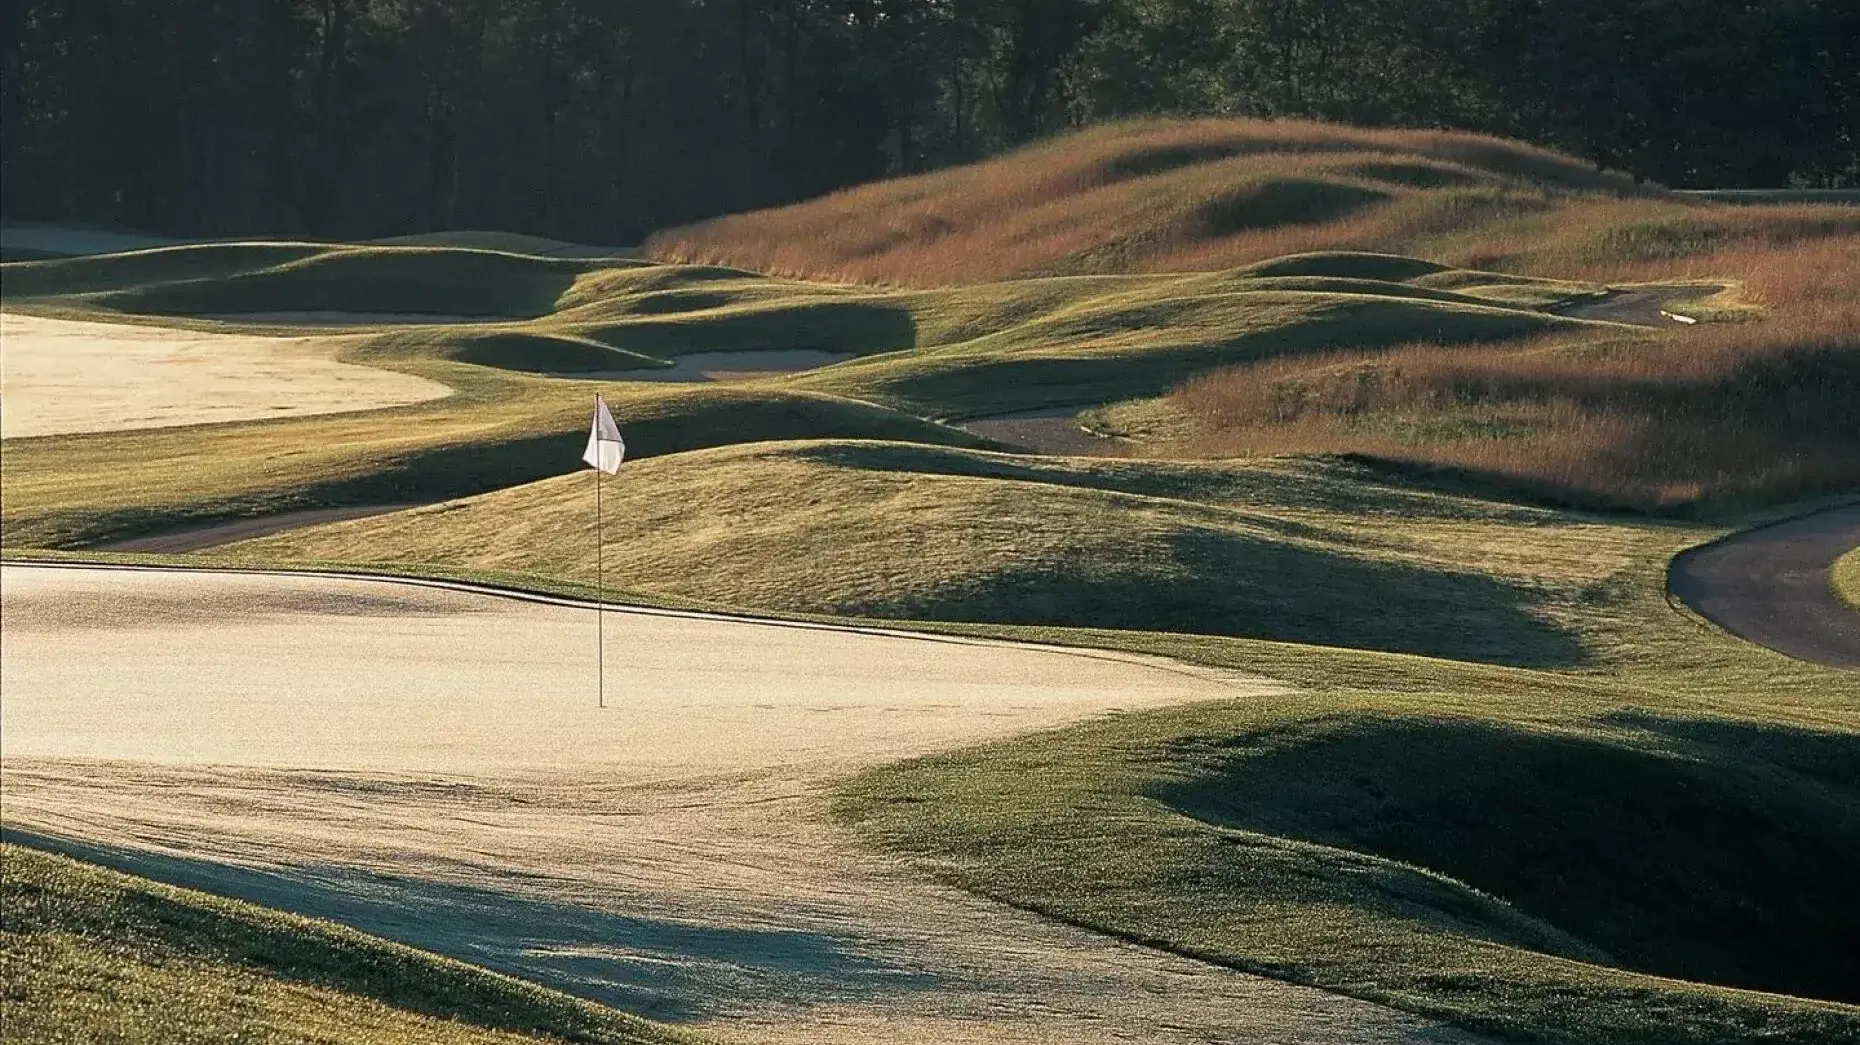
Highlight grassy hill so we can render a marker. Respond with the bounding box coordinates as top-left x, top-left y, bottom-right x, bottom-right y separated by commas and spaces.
837, 662, 1860, 1045
642, 119, 1855, 510
0, 844, 696, 1045
646, 117, 1860, 289
15, 235, 1854, 517
225, 444, 1602, 667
